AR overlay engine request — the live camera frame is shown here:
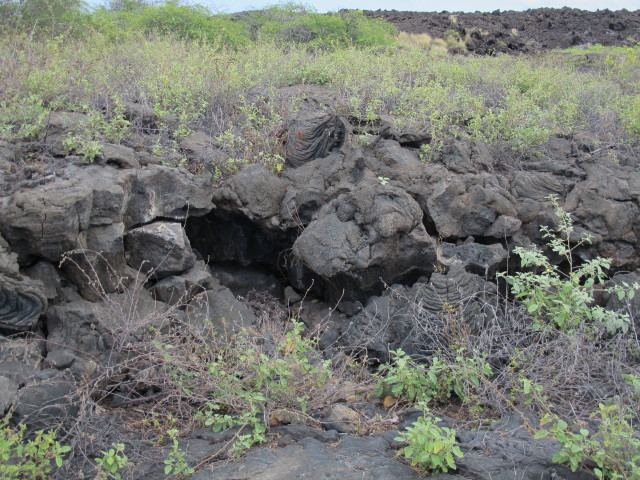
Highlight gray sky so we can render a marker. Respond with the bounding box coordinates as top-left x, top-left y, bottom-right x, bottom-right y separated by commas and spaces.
211, 0, 639, 13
